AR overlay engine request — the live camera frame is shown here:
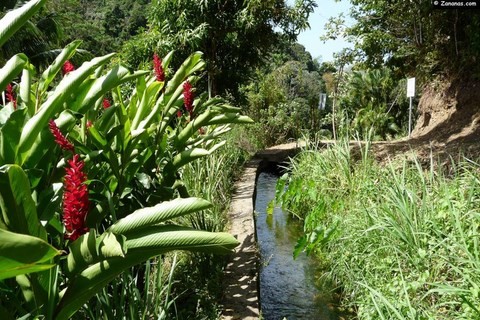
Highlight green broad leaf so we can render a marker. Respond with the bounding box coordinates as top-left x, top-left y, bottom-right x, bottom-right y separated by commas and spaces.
74, 67, 148, 114
0, 108, 26, 164
23, 109, 77, 168
55, 252, 151, 320
127, 76, 146, 120
0, 0, 46, 48
207, 113, 254, 126
125, 225, 239, 254
0, 164, 46, 239
37, 40, 82, 95
98, 232, 126, 259
293, 235, 308, 259
131, 80, 161, 130
164, 52, 204, 96
66, 231, 97, 275
109, 197, 212, 235
0, 228, 60, 280
87, 125, 107, 147
174, 109, 214, 147
17, 53, 116, 165
162, 50, 174, 70
172, 148, 210, 168
18, 64, 35, 115
66, 231, 126, 276
0, 54, 28, 92
55, 226, 238, 320
189, 125, 232, 147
